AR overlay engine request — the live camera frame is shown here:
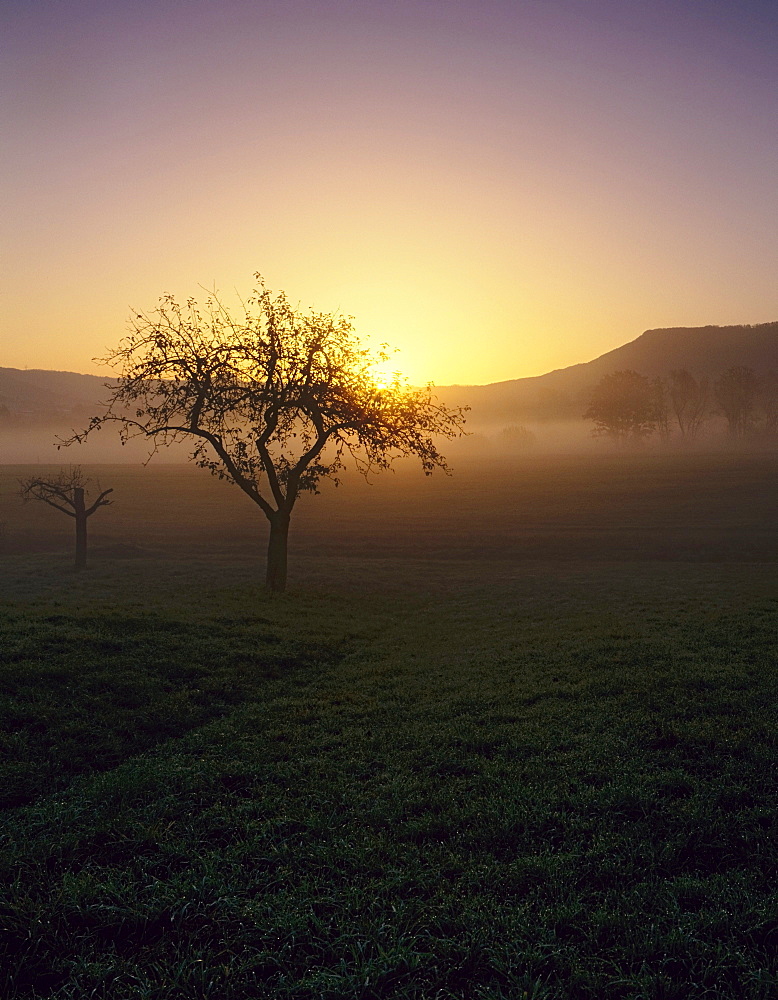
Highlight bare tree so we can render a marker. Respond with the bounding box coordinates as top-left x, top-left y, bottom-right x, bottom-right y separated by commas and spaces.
715, 366, 759, 438
650, 377, 671, 443
19, 468, 113, 570
64, 276, 466, 592
759, 371, 778, 436
669, 369, 710, 440
584, 370, 656, 444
